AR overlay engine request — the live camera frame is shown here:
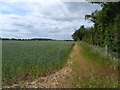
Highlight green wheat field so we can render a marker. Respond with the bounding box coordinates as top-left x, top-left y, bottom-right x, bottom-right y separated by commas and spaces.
2, 40, 74, 85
